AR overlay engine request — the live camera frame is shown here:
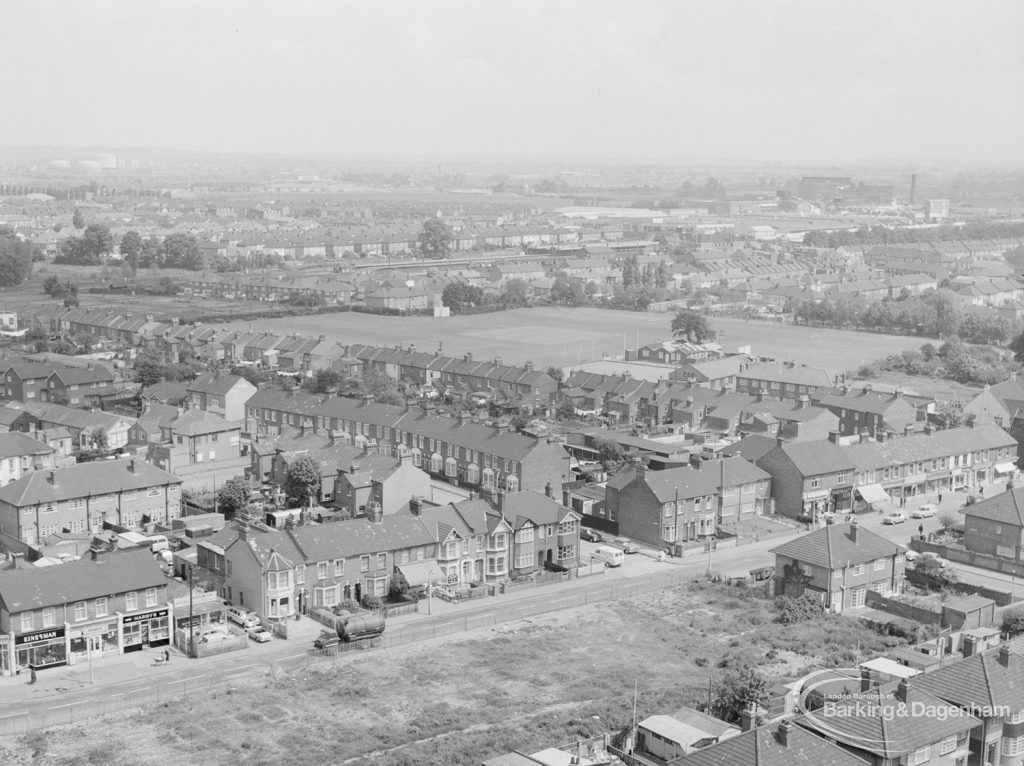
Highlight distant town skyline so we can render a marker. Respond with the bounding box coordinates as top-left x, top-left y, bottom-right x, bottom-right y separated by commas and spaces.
2, 0, 1022, 163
